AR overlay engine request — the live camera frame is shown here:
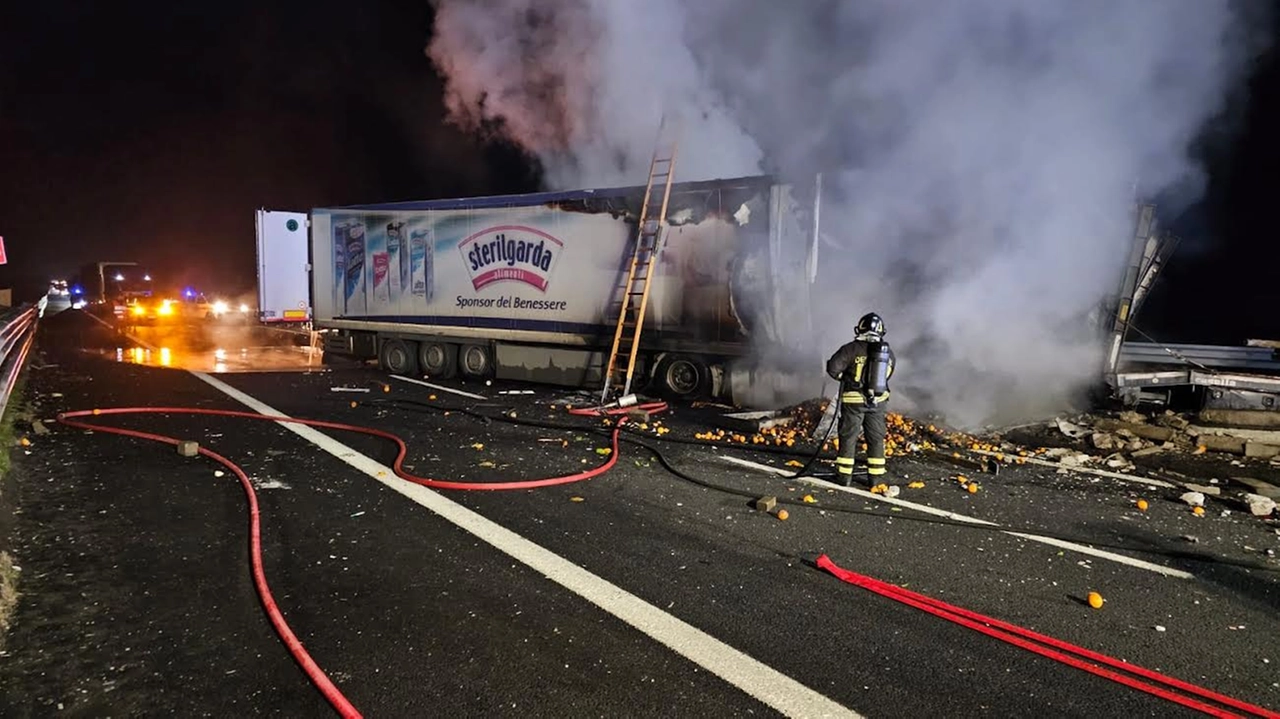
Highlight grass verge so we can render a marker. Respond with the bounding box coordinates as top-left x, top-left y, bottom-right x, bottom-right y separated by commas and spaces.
0, 550, 17, 643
